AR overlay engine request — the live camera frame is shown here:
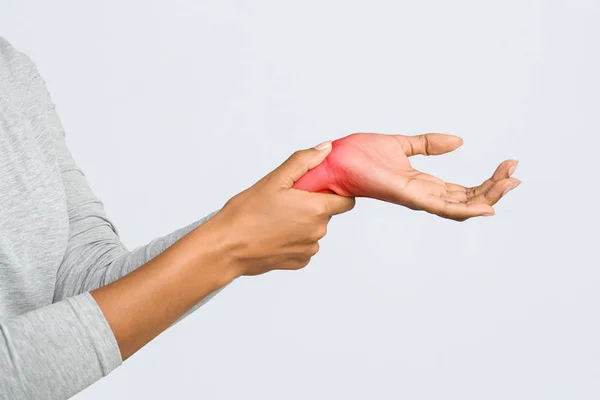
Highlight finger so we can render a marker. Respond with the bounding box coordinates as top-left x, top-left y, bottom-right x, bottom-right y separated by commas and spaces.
399, 133, 463, 157
418, 194, 495, 220
279, 257, 312, 271
468, 159, 519, 198
446, 190, 468, 202
476, 178, 521, 205
492, 159, 518, 180
445, 183, 467, 192
413, 171, 446, 186
309, 192, 357, 216
443, 196, 464, 204
409, 174, 466, 201
271, 141, 333, 188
